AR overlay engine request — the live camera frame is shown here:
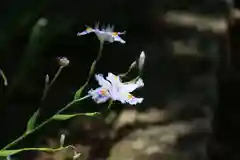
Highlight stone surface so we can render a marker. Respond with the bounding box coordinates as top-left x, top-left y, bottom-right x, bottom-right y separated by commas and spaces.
109, 119, 209, 160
